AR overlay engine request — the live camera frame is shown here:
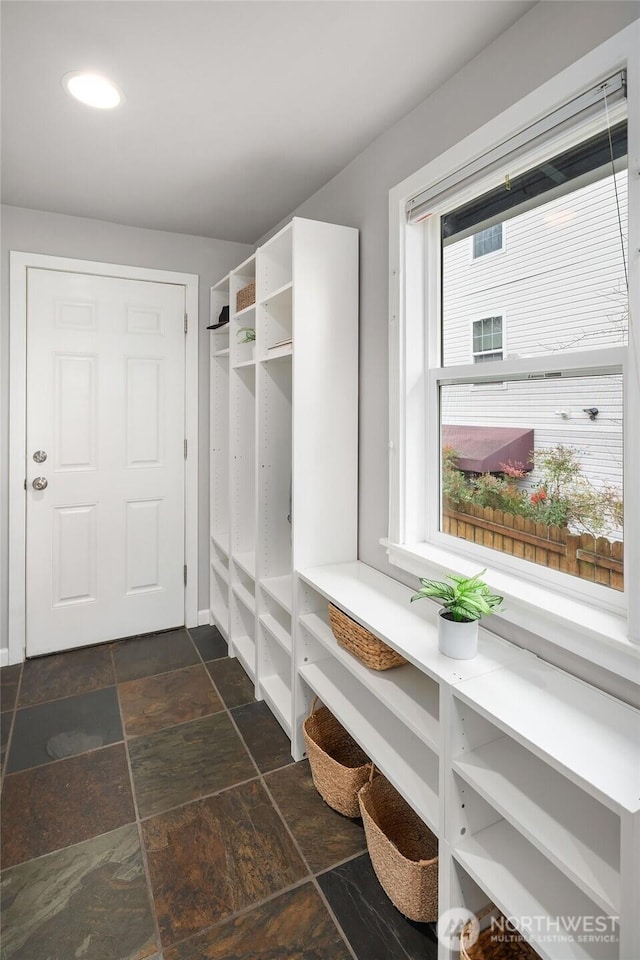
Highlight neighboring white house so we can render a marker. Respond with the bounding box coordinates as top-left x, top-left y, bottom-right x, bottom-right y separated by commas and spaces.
441, 168, 627, 535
